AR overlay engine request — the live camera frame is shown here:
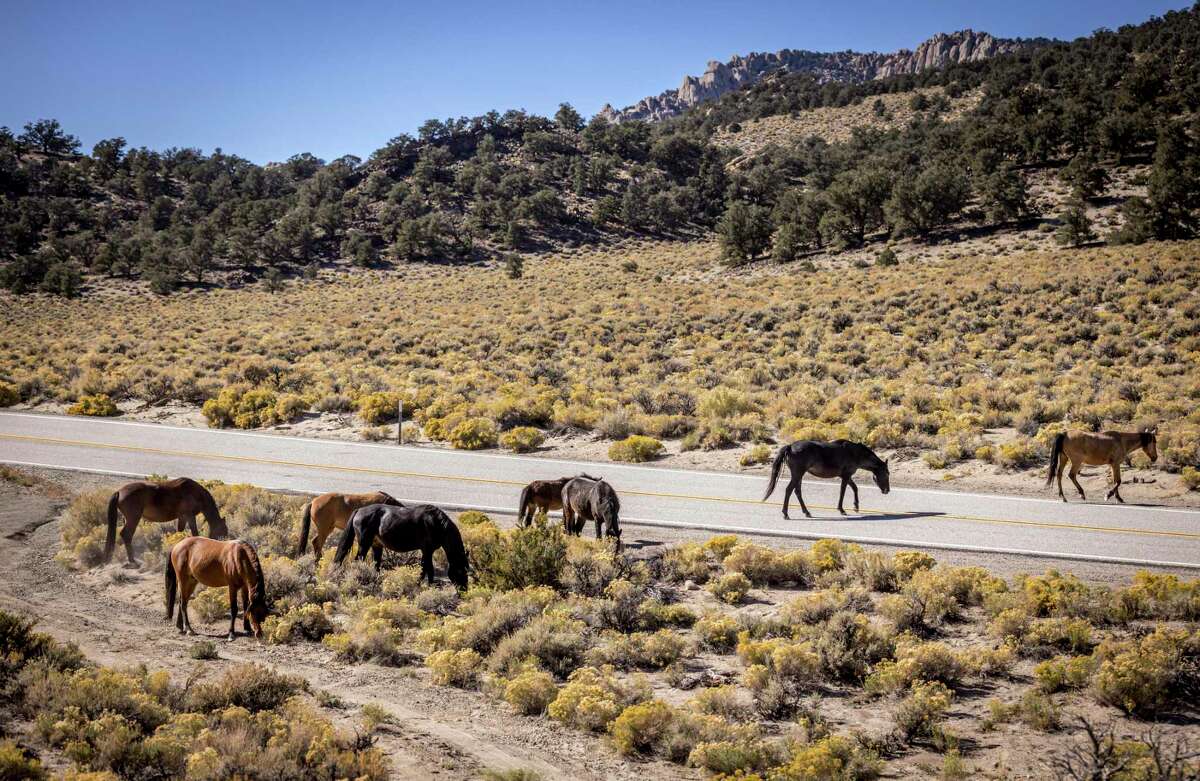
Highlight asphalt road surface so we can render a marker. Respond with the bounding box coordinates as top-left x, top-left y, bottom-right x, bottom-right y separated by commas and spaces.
2, 411, 1198, 569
